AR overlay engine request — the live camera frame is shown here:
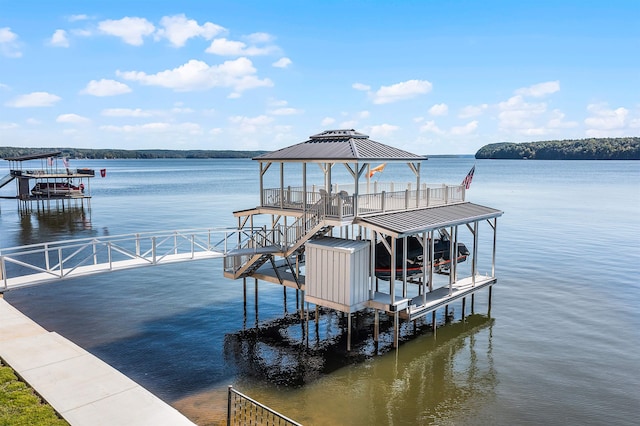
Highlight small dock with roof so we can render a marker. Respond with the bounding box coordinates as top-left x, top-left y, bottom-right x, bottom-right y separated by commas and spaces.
223, 129, 503, 348
1, 151, 94, 211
